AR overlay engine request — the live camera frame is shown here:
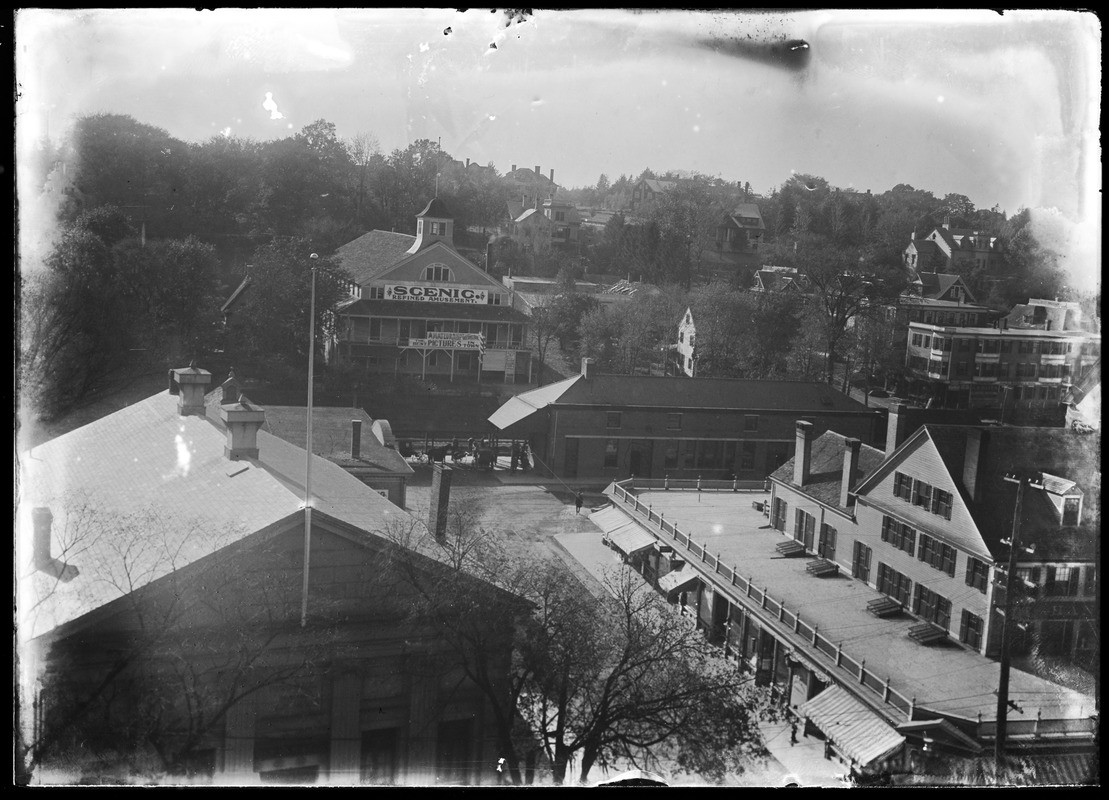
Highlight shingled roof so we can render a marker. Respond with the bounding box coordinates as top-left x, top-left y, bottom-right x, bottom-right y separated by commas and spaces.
769, 430, 886, 511
337, 230, 417, 286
